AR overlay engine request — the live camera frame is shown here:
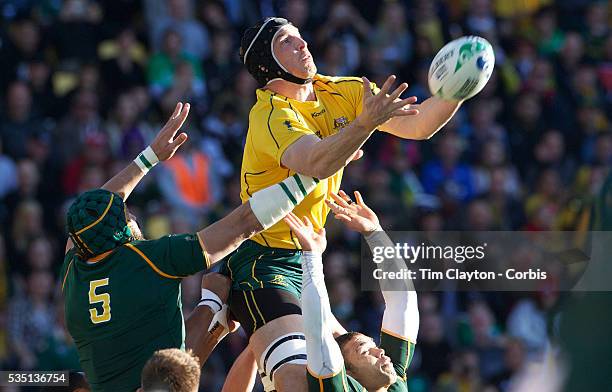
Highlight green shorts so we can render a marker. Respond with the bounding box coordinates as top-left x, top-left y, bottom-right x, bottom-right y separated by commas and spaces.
220, 240, 303, 298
